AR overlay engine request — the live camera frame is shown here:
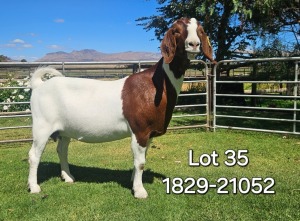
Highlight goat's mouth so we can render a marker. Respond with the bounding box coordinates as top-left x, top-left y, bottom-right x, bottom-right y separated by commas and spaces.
185, 48, 200, 54
186, 49, 200, 60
